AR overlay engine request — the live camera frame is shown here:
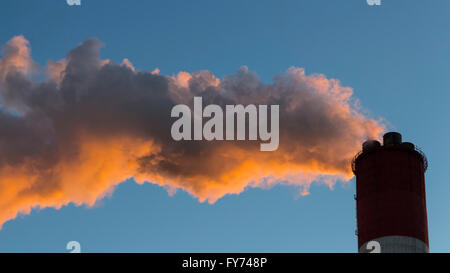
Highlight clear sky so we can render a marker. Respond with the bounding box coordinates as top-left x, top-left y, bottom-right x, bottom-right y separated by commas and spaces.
0, 0, 449, 252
